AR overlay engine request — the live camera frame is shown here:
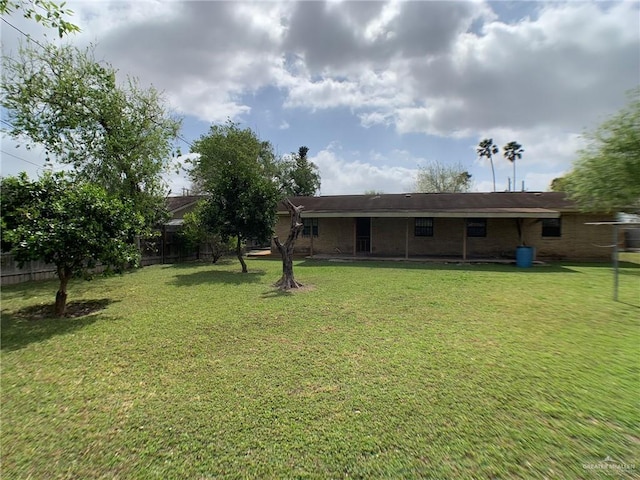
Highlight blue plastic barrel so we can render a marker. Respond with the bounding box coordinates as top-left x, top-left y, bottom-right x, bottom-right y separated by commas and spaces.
516, 246, 534, 268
